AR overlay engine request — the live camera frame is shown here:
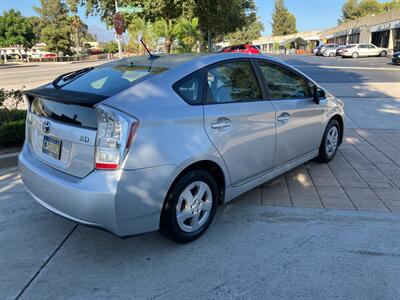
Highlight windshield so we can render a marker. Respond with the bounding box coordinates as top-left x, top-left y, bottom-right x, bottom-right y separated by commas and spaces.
59, 63, 168, 97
